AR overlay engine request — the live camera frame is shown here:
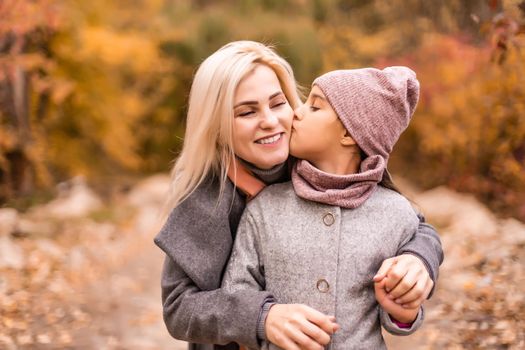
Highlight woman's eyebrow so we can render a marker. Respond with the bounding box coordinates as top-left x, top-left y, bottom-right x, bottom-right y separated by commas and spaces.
234, 91, 283, 108
234, 100, 258, 108
269, 91, 284, 100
